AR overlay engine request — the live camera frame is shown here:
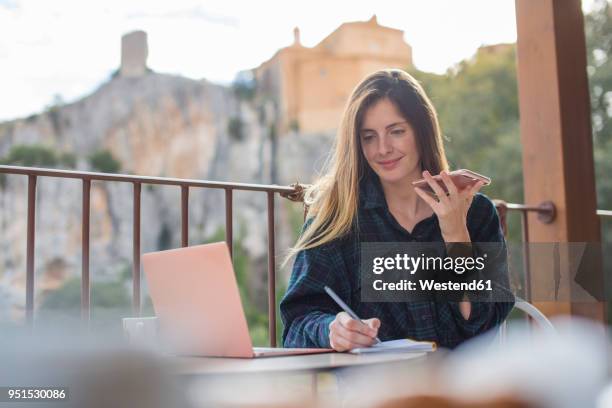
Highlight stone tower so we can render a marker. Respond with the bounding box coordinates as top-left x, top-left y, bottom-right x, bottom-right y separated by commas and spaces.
120, 31, 148, 77
293, 27, 301, 46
